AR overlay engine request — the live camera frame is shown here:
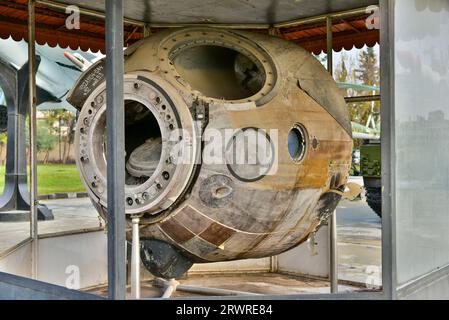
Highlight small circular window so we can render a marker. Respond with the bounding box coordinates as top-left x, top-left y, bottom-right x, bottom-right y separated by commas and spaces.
288, 124, 308, 162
